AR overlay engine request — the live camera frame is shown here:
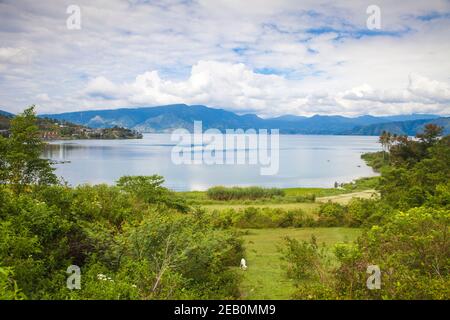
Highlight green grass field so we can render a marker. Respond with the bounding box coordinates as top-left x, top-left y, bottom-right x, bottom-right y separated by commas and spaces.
183, 186, 358, 199
201, 202, 320, 213
180, 182, 374, 299
238, 227, 362, 300
283, 187, 345, 197
179, 177, 379, 206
